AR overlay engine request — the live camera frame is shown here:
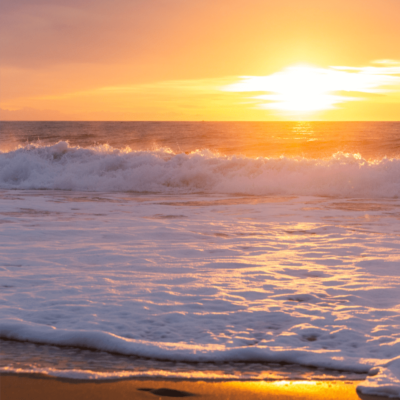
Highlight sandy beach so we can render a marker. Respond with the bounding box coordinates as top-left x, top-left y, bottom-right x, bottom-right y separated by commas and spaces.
0, 374, 389, 400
